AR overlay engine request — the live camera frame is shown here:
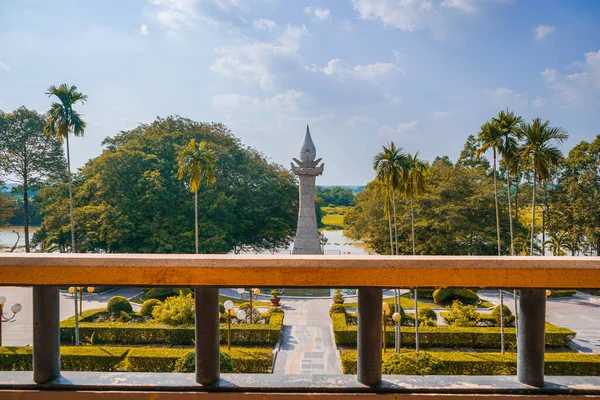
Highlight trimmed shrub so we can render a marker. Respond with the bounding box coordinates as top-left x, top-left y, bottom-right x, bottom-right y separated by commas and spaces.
443, 301, 480, 327
331, 311, 574, 349
333, 293, 345, 304
433, 289, 479, 305
0, 346, 127, 372
152, 292, 195, 326
268, 307, 284, 314
140, 299, 162, 317
491, 305, 515, 327
383, 352, 444, 375
340, 350, 600, 376
415, 289, 436, 299
549, 290, 577, 298
418, 307, 437, 322
106, 296, 133, 314
330, 304, 347, 315
145, 288, 193, 302
125, 347, 272, 373
173, 351, 234, 373
60, 308, 285, 346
